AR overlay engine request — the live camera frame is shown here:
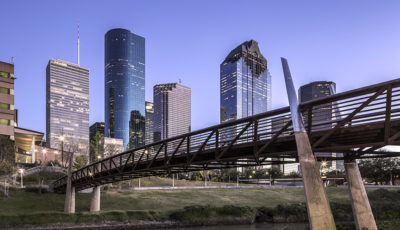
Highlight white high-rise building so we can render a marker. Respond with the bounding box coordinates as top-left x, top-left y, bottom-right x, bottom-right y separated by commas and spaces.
153, 83, 191, 142
46, 59, 89, 154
